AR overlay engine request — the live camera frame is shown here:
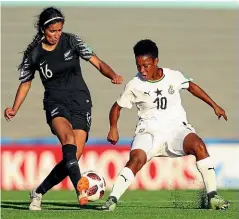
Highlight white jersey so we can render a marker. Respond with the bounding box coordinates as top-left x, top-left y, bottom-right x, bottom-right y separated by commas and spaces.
117, 68, 192, 127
